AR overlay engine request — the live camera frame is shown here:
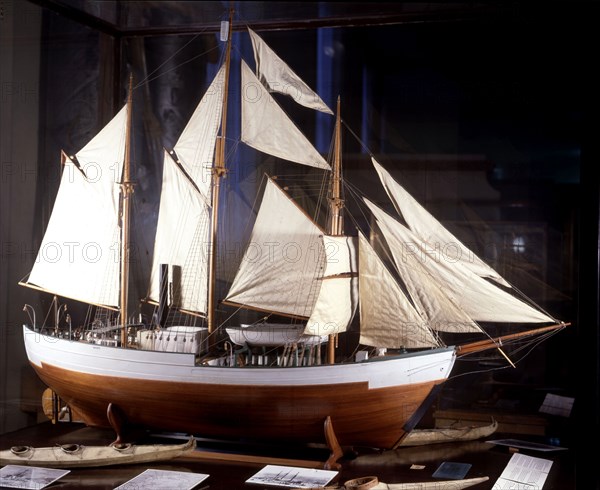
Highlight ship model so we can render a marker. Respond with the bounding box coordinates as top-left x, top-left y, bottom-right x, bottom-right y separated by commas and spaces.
19, 12, 567, 465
